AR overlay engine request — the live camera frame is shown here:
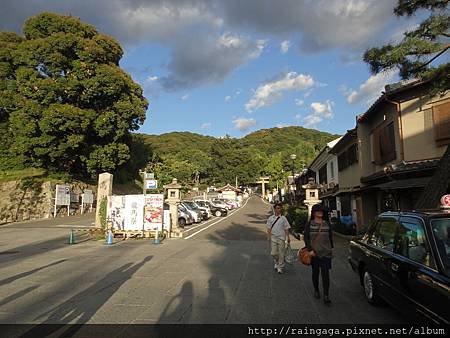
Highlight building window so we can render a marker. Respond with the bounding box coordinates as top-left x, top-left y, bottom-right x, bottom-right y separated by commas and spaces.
338, 143, 358, 172
318, 165, 327, 184
433, 101, 450, 145
338, 151, 348, 171
347, 143, 358, 165
330, 161, 334, 179
372, 122, 396, 164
